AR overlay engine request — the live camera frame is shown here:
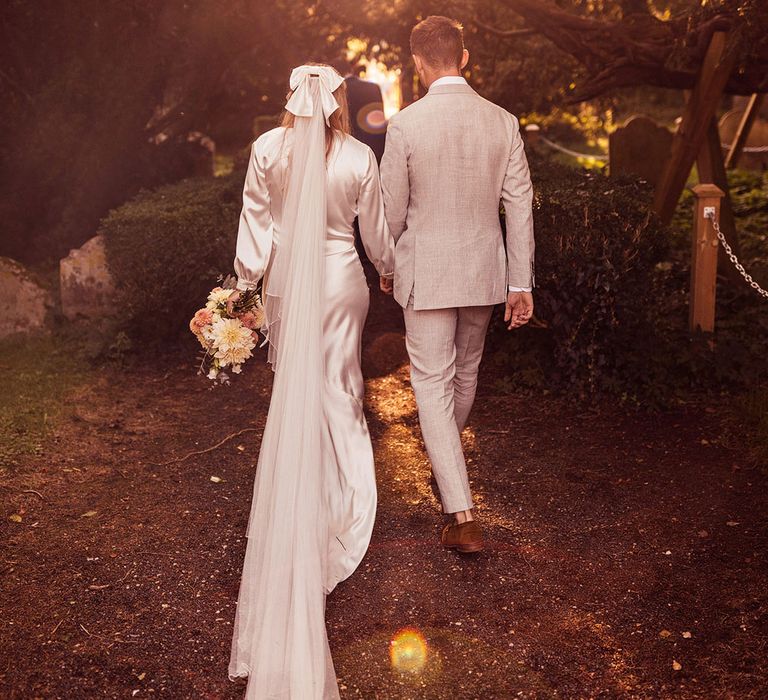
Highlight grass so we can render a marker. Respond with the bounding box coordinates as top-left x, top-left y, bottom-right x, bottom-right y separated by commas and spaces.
0, 330, 90, 471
